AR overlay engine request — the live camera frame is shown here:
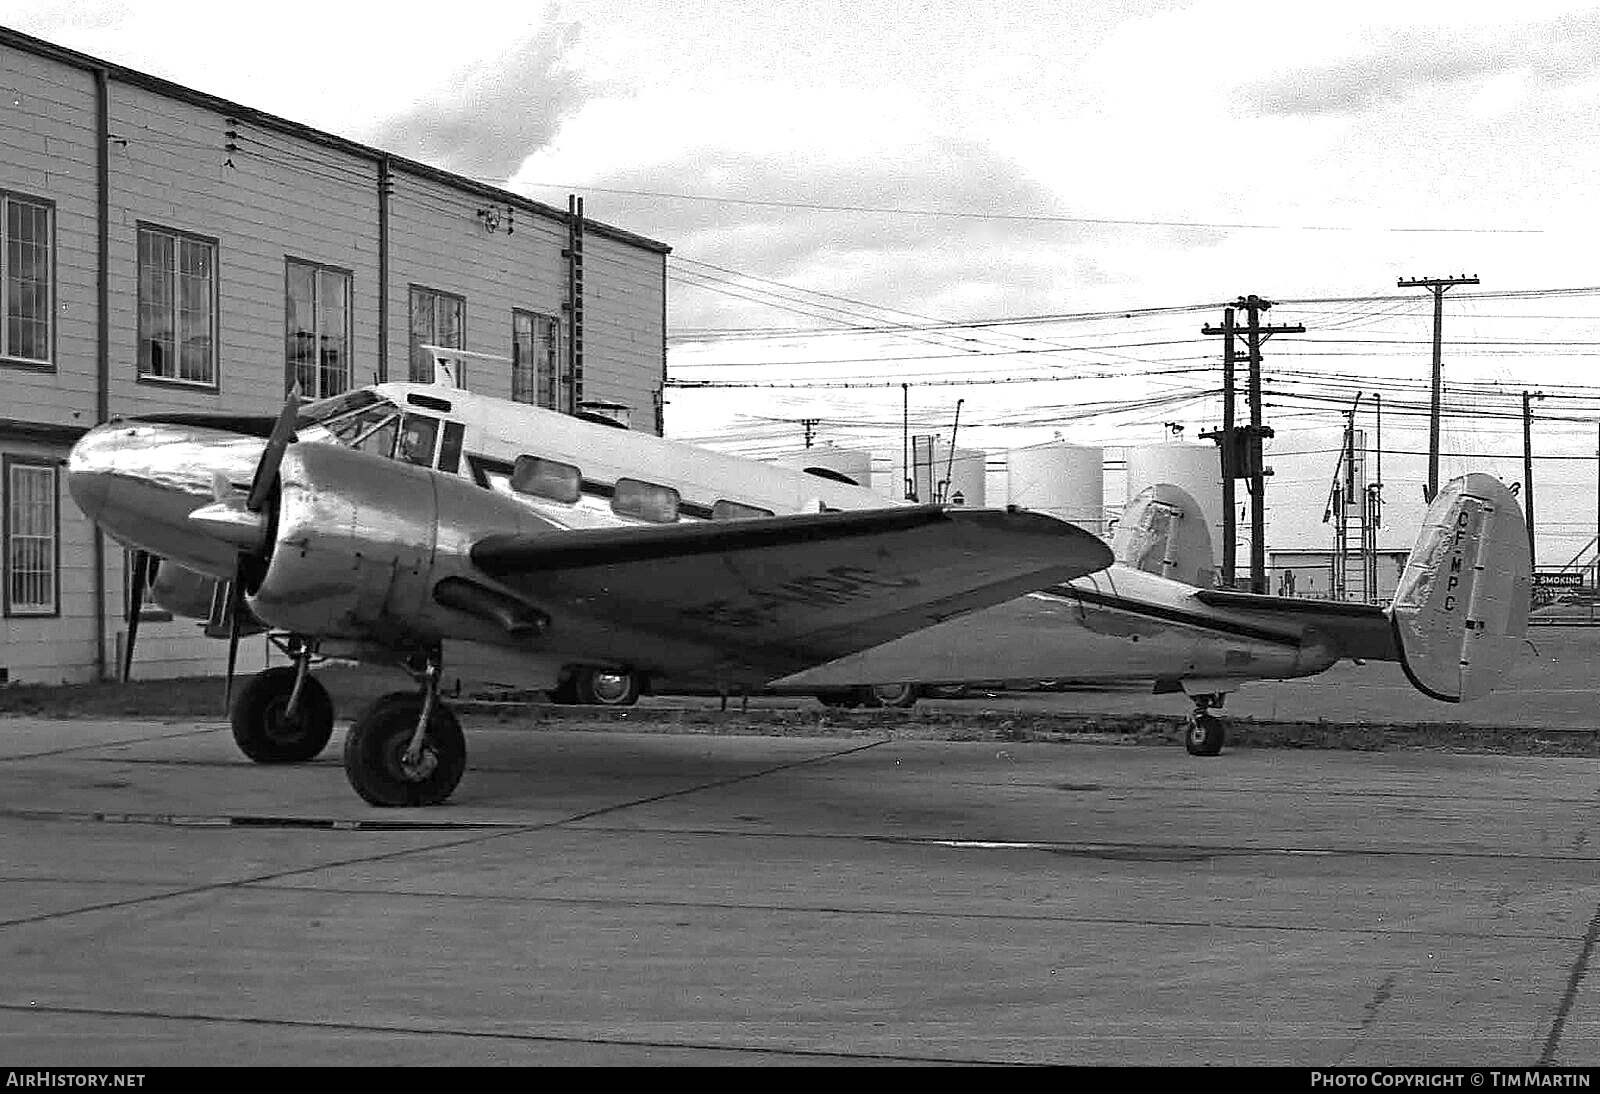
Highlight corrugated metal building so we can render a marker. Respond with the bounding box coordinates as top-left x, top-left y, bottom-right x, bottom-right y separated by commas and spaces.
0, 25, 670, 683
